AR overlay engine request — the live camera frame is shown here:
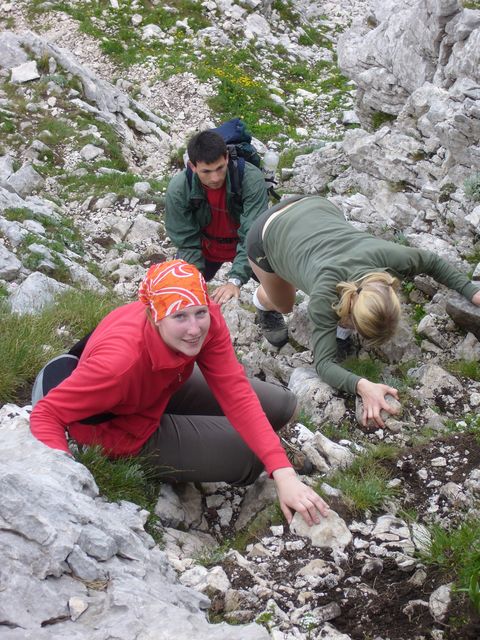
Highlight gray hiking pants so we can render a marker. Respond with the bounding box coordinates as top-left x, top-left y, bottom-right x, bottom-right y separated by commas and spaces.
141, 366, 296, 485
